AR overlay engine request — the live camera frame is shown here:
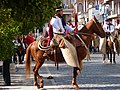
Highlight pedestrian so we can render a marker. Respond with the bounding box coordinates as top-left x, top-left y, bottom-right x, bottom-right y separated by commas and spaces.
13, 36, 23, 64
36, 32, 44, 40
20, 35, 27, 63
25, 32, 34, 46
